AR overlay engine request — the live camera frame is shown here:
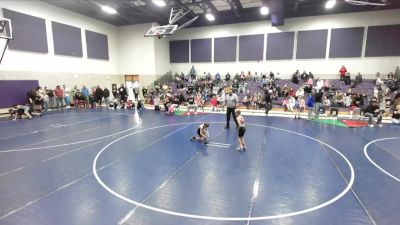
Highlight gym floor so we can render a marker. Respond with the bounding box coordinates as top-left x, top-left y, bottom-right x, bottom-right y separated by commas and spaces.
0, 109, 399, 225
